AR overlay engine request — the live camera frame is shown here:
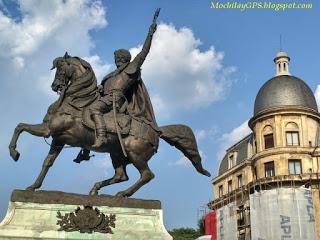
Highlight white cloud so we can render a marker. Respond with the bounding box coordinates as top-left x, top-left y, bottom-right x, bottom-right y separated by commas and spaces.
196, 130, 207, 141
12, 56, 25, 69
130, 23, 236, 119
315, 85, 320, 109
0, 0, 106, 62
0, 0, 107, 91
0, 0, 107, 93
38, 70, 58, 98
174, 155, 191, 167
94, 155, 113, 173
0, 0, 108, 153
151, 94, 171, 120
195, 126, 218, 141
217, 120, 251, 161
83, 55, 113, 83
173, 150, 206, 167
